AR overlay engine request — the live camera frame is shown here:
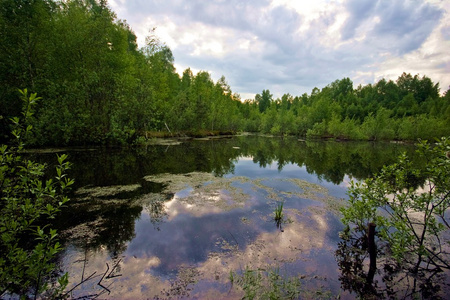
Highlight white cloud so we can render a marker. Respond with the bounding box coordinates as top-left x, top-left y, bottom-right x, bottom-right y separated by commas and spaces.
109, 0, 450, 97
